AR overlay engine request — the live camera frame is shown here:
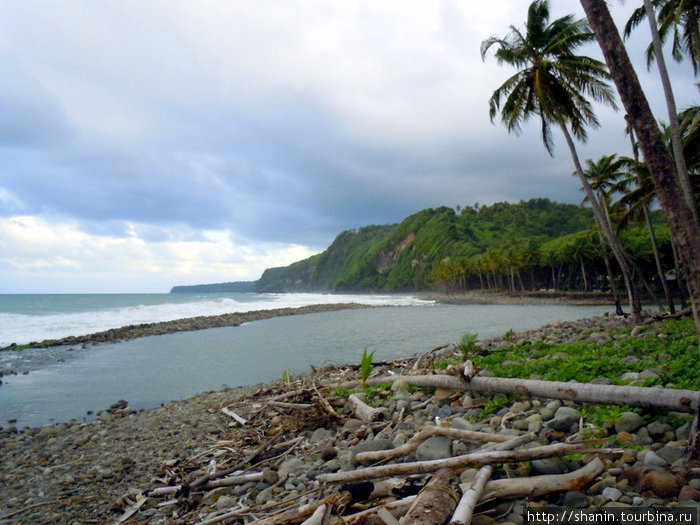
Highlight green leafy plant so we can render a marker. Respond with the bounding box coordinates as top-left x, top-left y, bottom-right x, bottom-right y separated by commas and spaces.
458, 332, 480, 359
503, 328, 516, 342
360, 348, 375, 386
281, 369, 293, 384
